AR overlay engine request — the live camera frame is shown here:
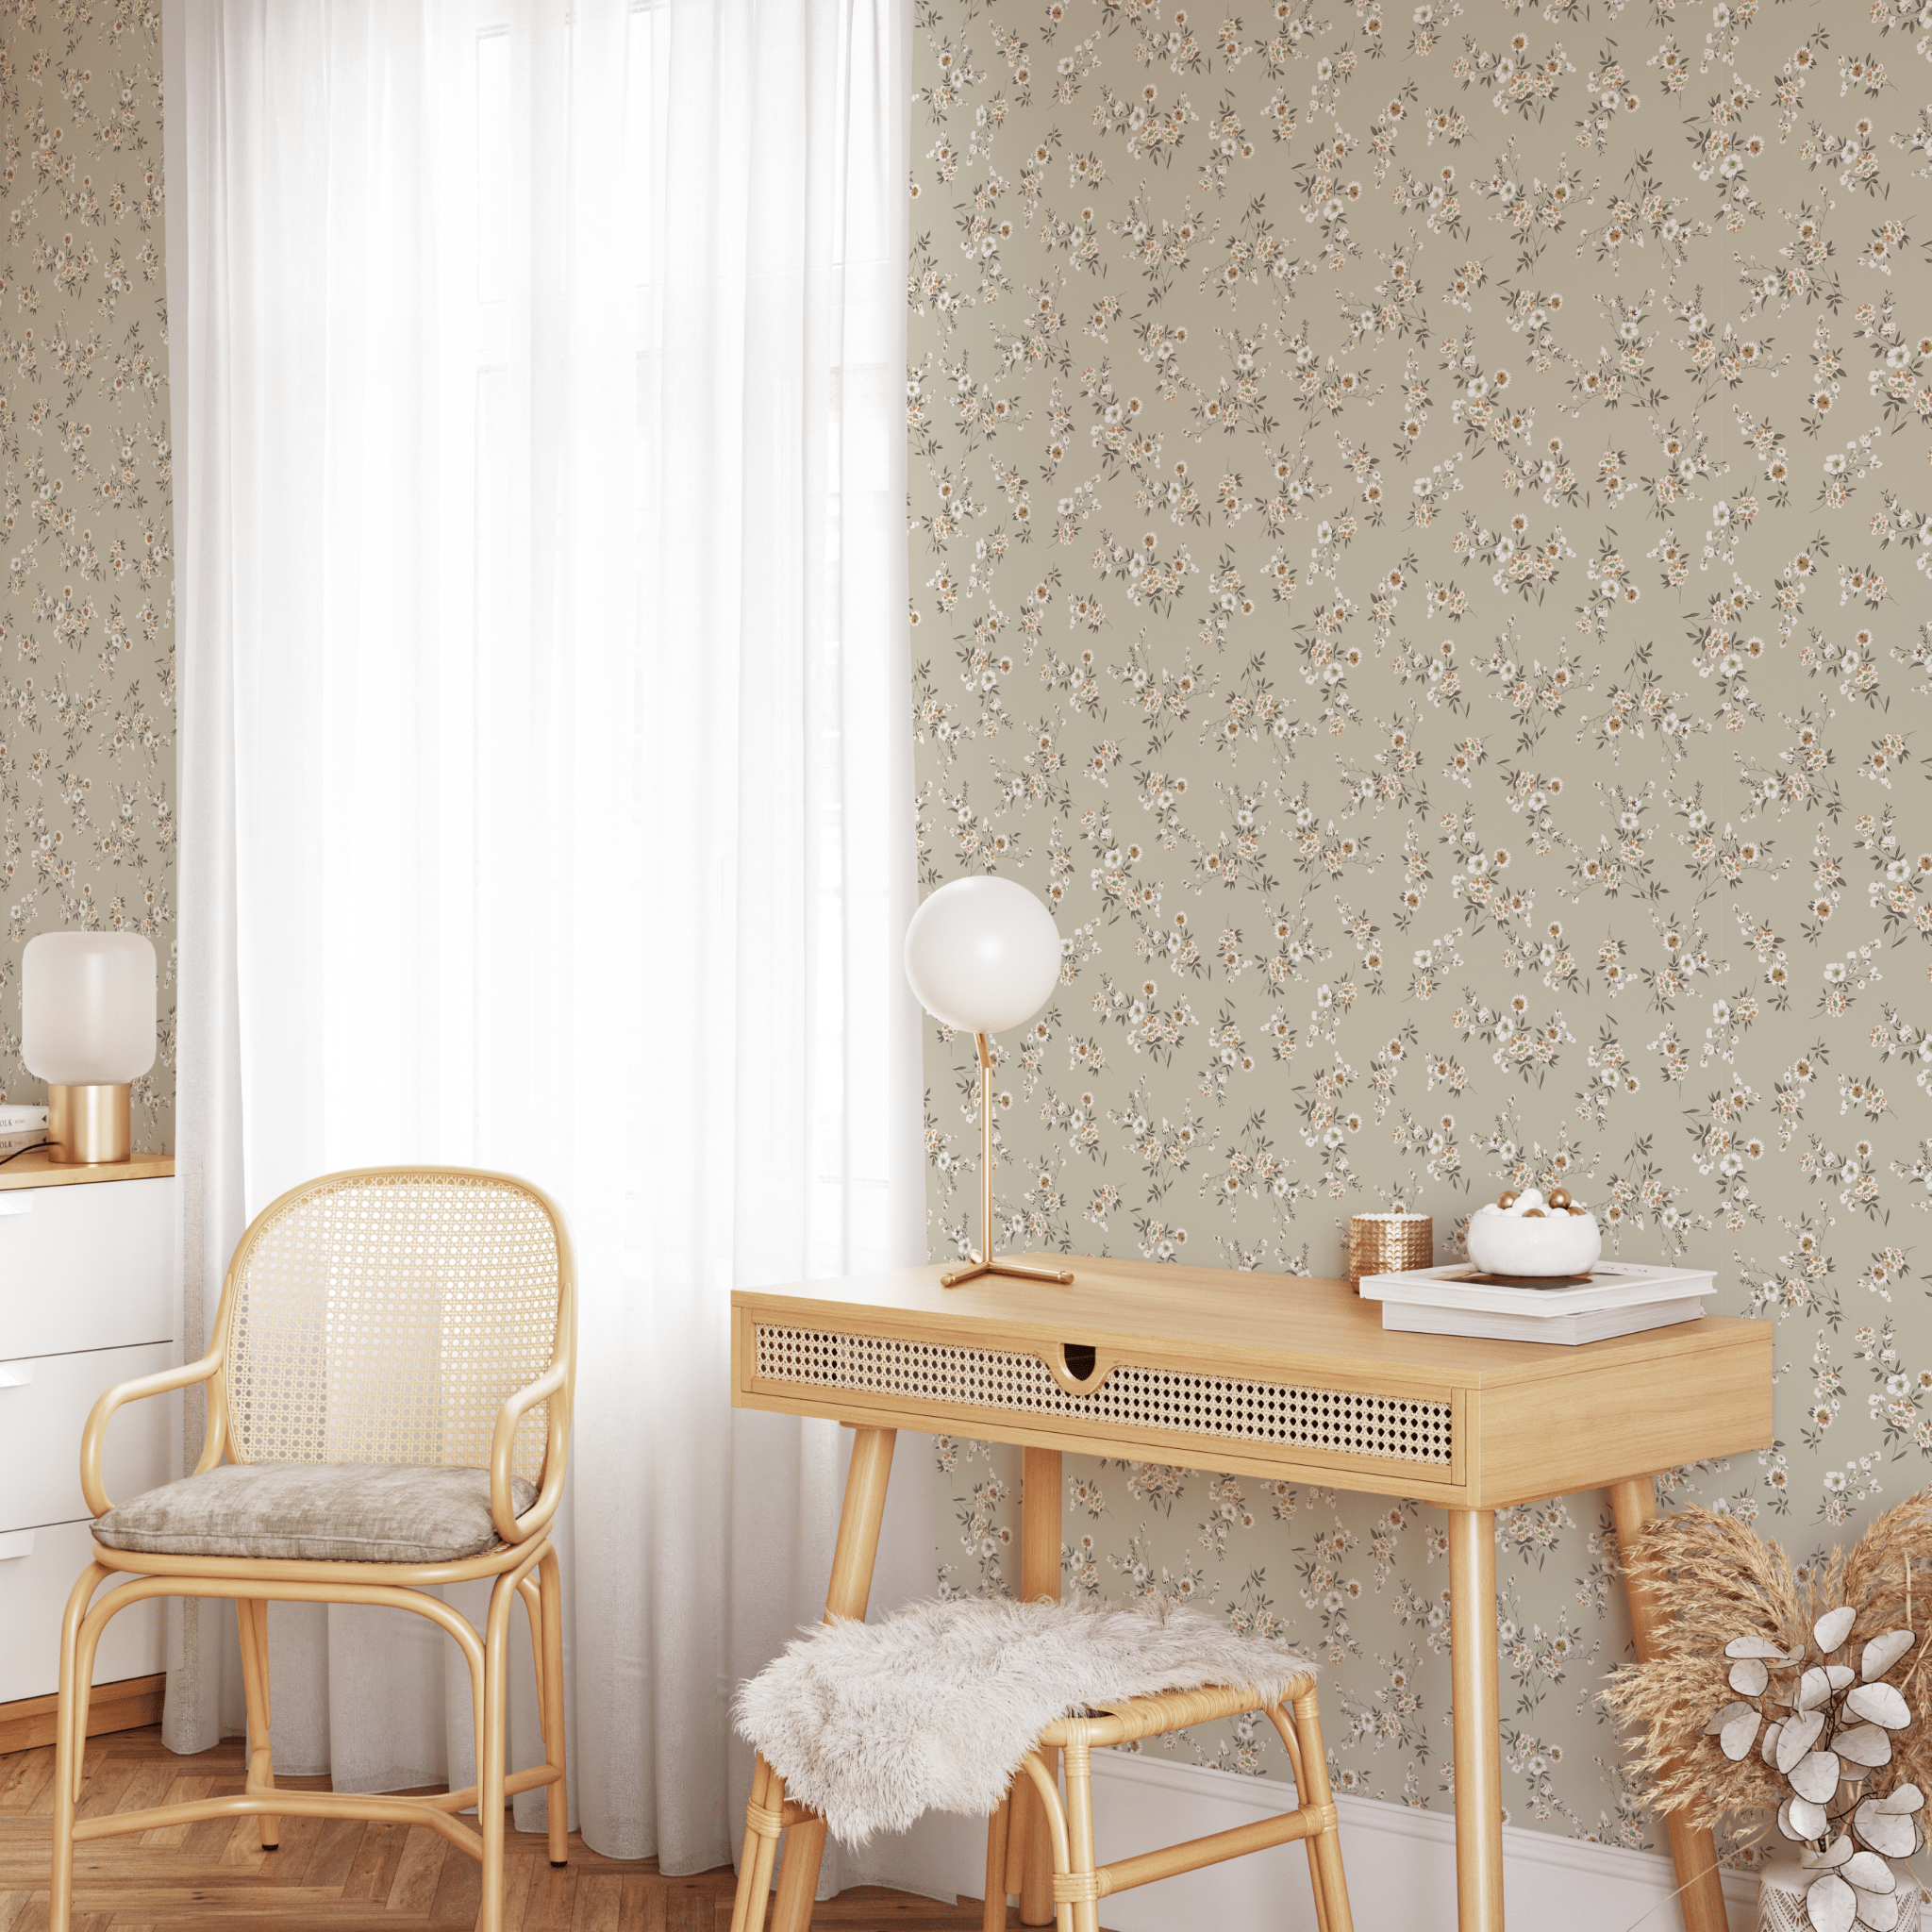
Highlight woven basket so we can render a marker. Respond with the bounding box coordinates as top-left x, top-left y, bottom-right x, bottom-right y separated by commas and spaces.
1757, 1855, 1923, 1932
1348, 1212, 1432, 1289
